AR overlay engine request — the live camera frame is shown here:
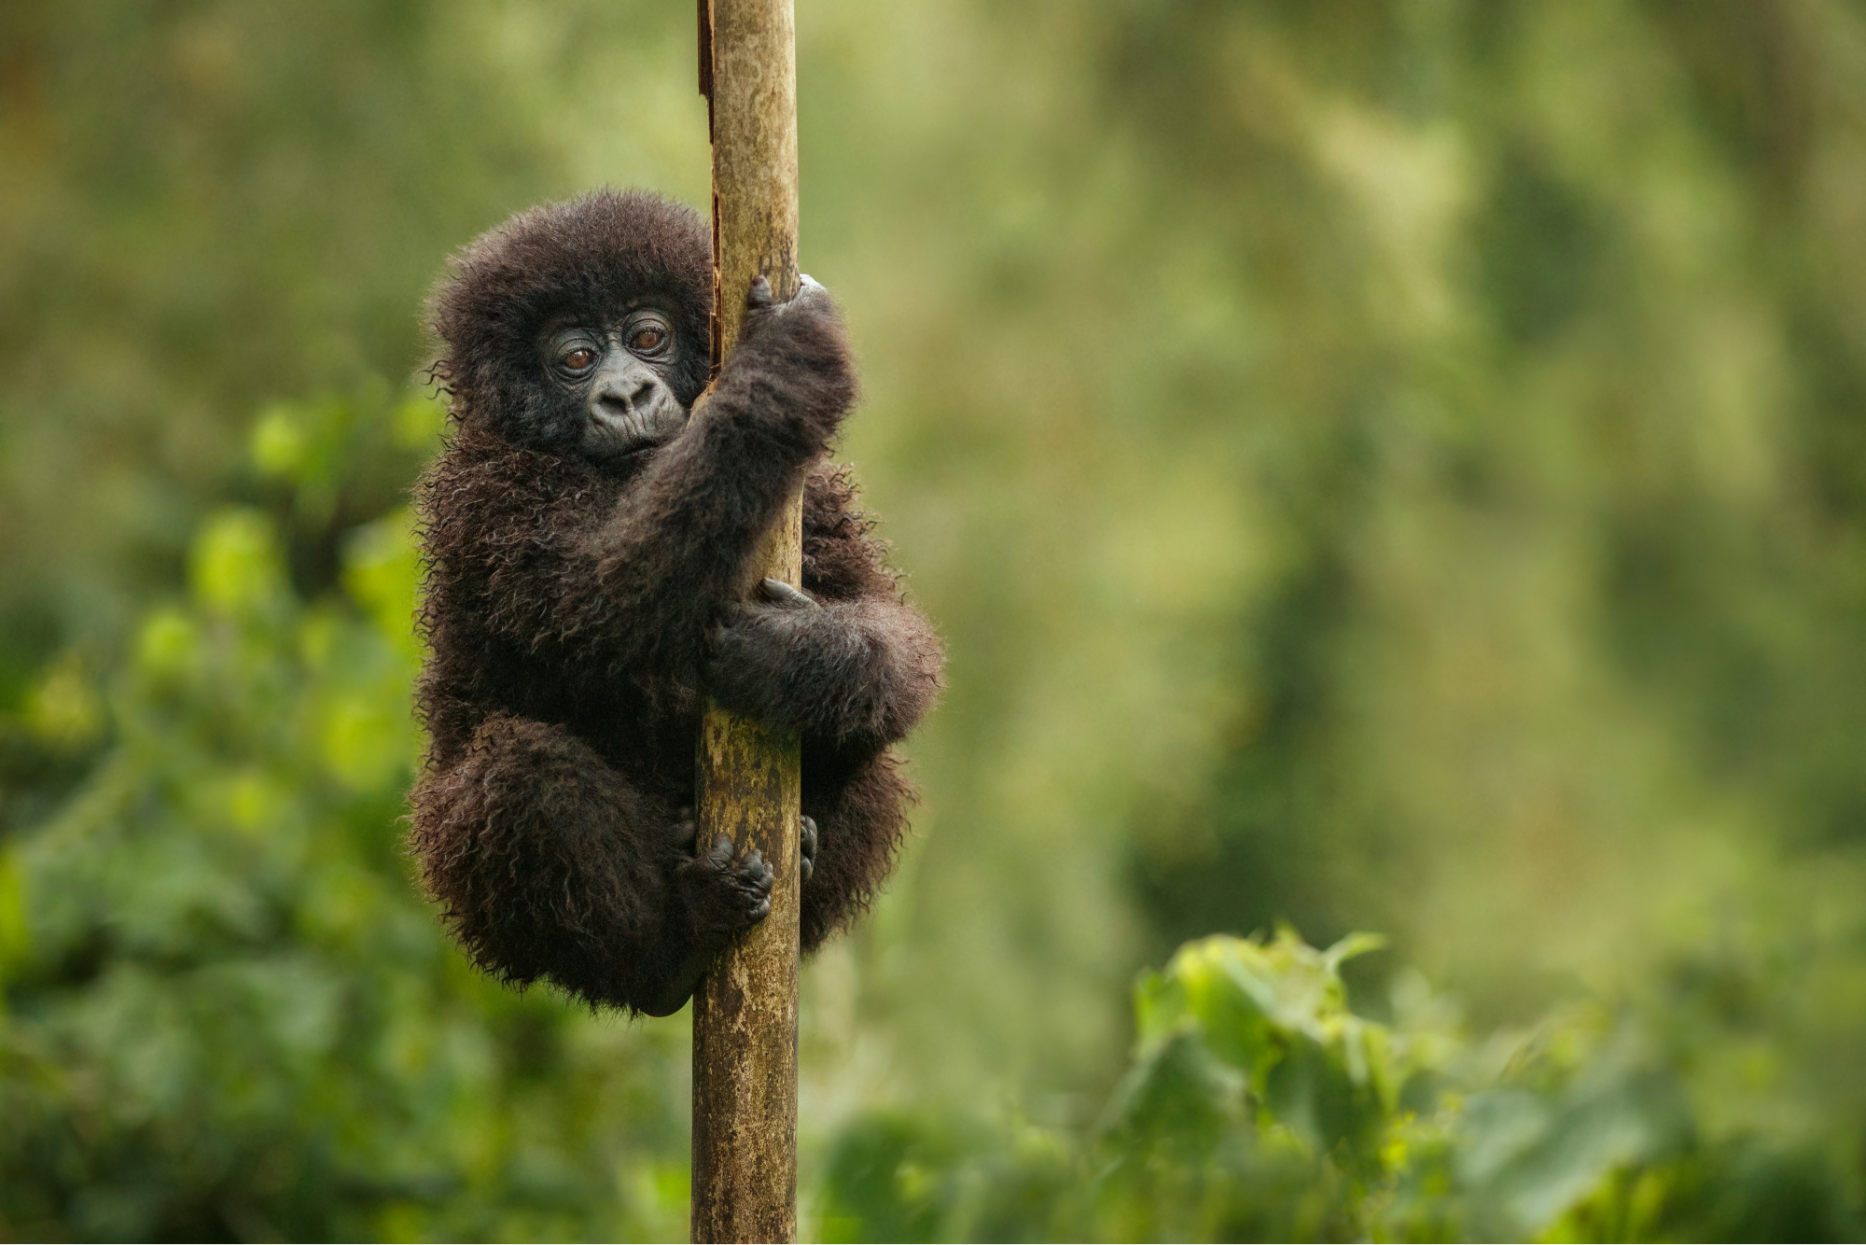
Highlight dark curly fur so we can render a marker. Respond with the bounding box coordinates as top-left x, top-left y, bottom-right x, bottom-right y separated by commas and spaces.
408, 190, 943, 1015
